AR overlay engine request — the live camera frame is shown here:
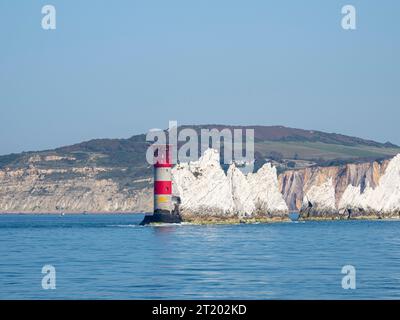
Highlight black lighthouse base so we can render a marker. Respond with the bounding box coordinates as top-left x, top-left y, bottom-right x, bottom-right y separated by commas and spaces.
140, 209, 182, 225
